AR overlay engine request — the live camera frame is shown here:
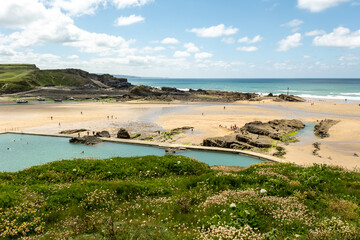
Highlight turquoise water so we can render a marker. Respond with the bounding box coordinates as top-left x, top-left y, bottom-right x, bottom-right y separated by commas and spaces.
0, 133, 263, 172
127, 78, 360, 101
